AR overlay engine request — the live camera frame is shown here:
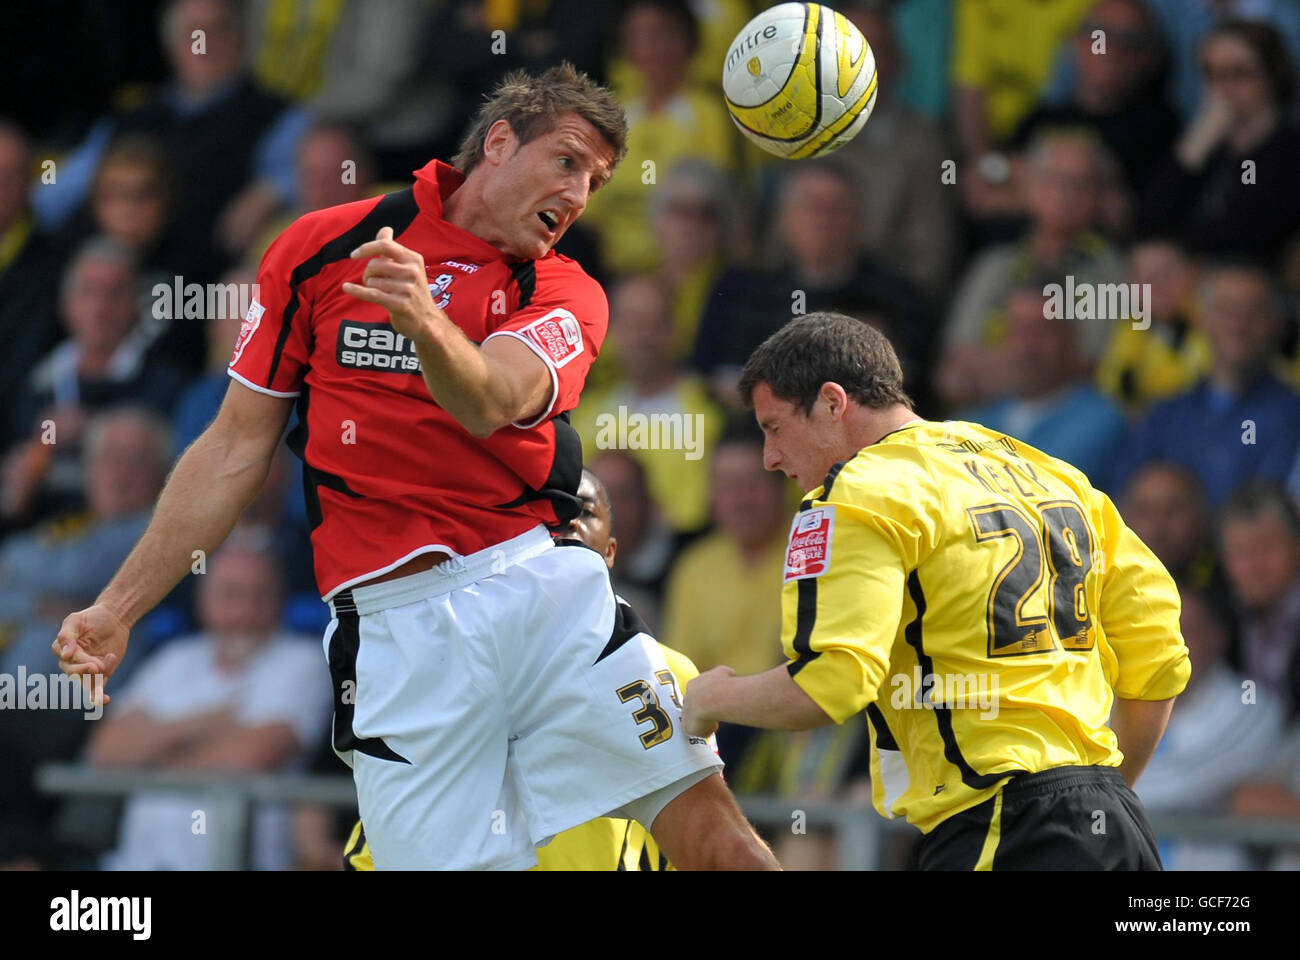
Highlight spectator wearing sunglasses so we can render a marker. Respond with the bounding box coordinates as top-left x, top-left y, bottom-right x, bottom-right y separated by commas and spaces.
1010, 0, 1179, 194
1138, 19, 1300, 266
